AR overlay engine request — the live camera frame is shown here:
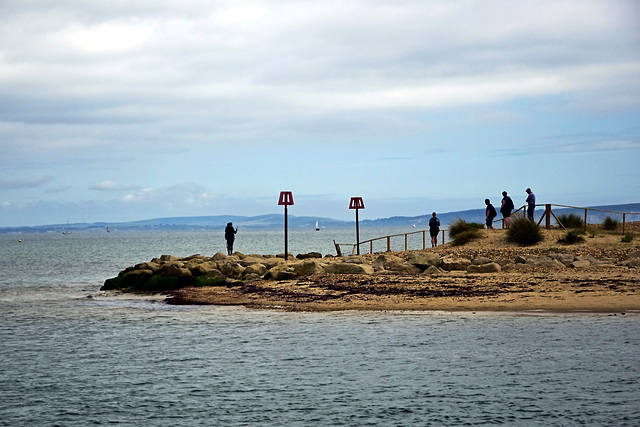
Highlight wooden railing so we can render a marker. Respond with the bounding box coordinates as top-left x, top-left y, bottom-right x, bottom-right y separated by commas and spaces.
533, 204, 639, 233
333, 204, 639, 256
